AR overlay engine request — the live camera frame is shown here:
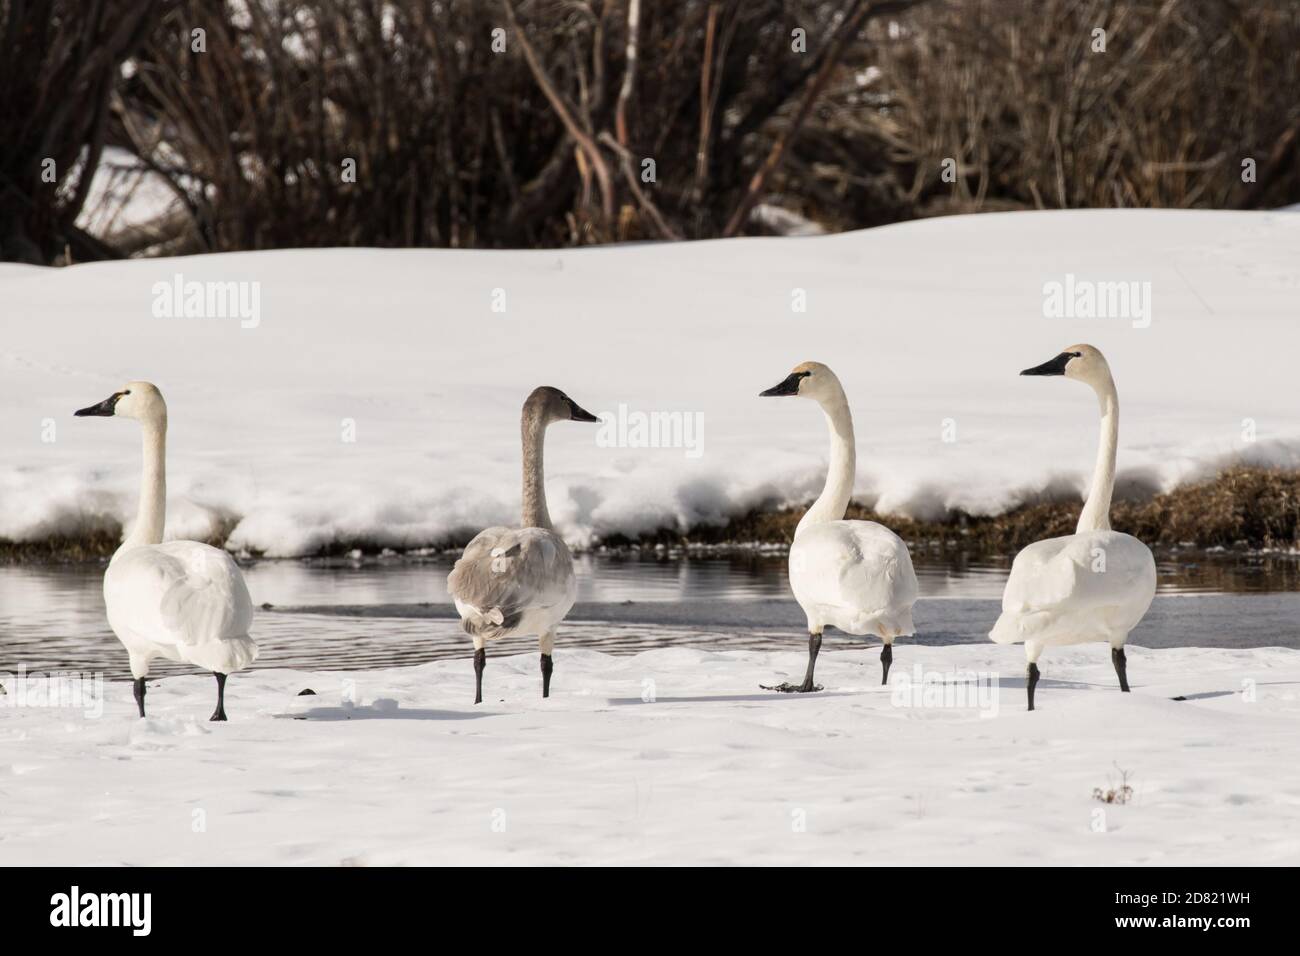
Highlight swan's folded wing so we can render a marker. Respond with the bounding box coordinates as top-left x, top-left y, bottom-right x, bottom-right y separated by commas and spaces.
106, 542, 254, 649
792, 521, 917, 615
999, 538, 1080, 612
447, 527, 574, 634
842, 521, 919, 611
993, 532, 1156, 642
